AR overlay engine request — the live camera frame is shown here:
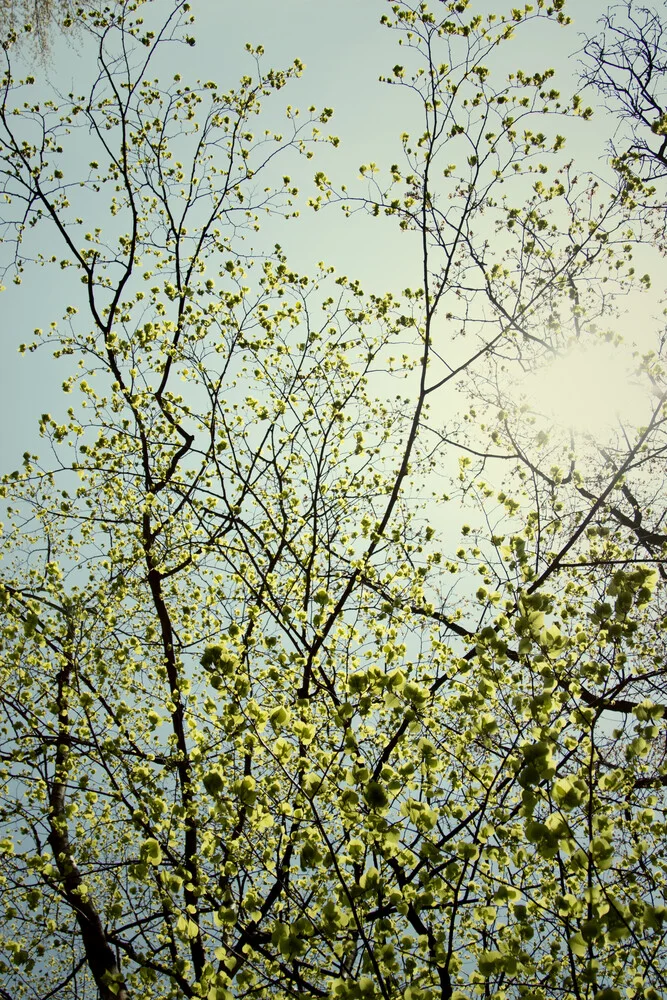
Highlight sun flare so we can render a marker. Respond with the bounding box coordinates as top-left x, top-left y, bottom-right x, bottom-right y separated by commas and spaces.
519, 341, 650, 439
